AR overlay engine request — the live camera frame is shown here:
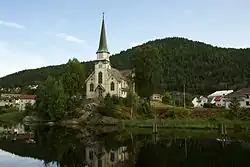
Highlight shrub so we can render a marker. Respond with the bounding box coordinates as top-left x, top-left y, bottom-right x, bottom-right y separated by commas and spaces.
136, 102, 154, 118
